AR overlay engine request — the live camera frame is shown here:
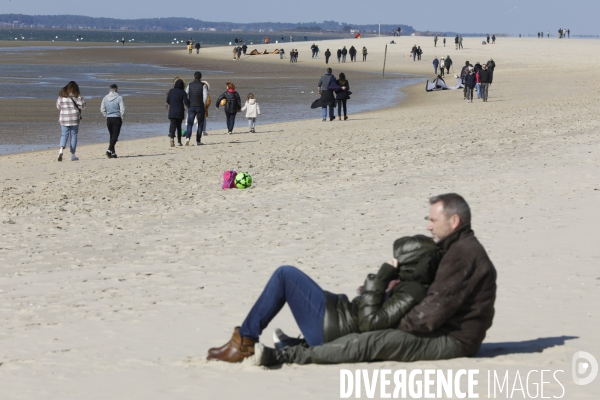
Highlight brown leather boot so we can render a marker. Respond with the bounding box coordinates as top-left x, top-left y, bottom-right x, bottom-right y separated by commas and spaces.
338, 116, 342, 121
208, 326, 239, 356
207, 327, 256, 363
